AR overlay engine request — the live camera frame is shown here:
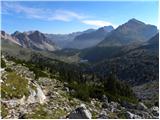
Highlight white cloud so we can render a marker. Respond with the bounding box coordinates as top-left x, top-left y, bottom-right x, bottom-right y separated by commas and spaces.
2, 2, 46, 19
2, 2, 117, 28
82, 20, 115, 27
2, 2, 86, 22
48, 10, 86, 22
